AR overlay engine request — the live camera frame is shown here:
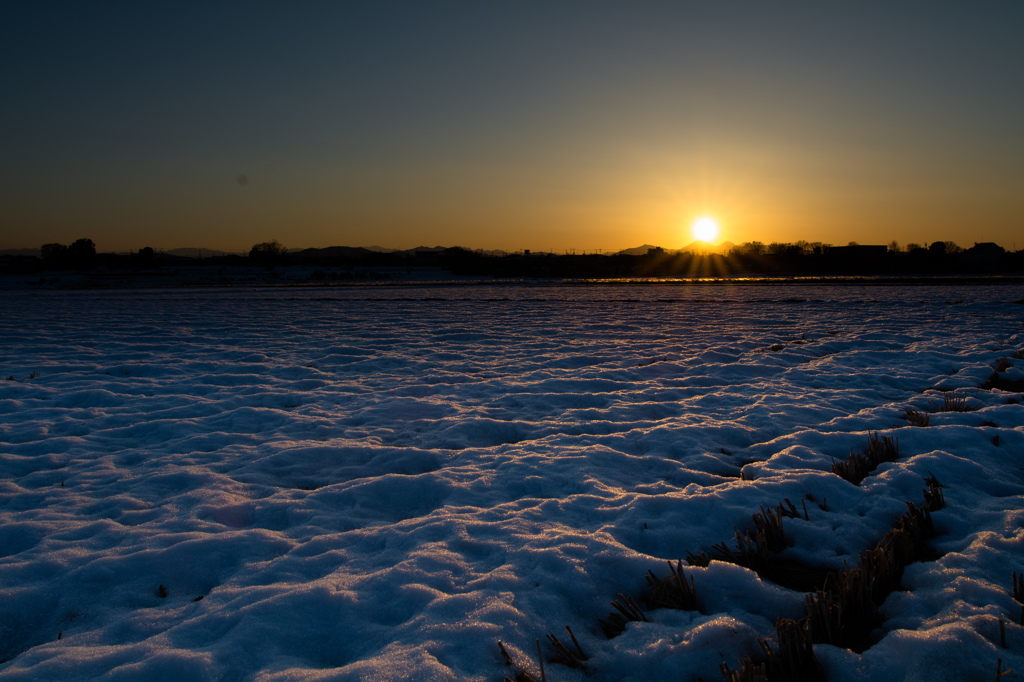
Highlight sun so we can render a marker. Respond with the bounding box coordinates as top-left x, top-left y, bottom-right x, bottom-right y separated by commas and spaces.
691, 216, 719, 243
